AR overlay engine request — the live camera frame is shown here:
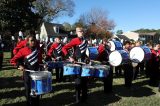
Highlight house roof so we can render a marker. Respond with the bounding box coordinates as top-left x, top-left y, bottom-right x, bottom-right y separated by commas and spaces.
117, 35, 130, 41
43, 22, 63, 36
122, 31, 139, 41
138, 32, 157, 36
